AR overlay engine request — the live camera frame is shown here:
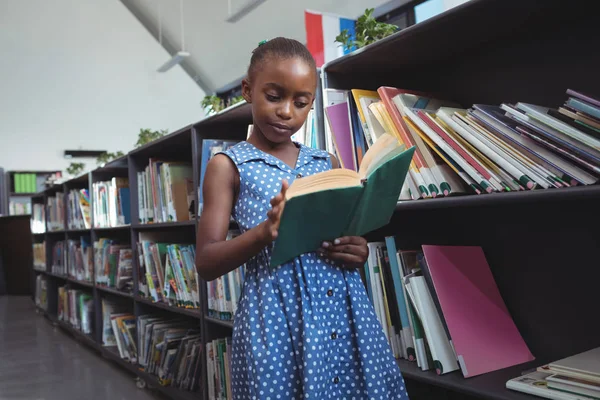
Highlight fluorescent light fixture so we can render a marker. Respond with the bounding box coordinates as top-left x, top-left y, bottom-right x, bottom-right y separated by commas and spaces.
226, 0, 267, 23
157, 51, 190, 72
